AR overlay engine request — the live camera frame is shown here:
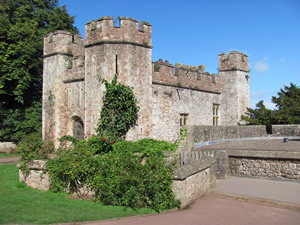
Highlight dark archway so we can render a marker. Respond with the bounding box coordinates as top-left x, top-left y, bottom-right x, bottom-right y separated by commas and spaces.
71, 116, 84, 140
